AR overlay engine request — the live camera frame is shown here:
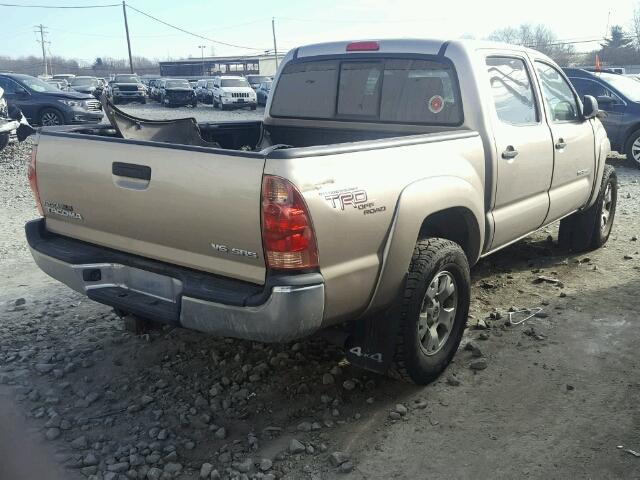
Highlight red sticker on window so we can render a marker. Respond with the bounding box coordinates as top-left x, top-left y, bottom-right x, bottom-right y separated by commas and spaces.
428, 95, 444, 114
